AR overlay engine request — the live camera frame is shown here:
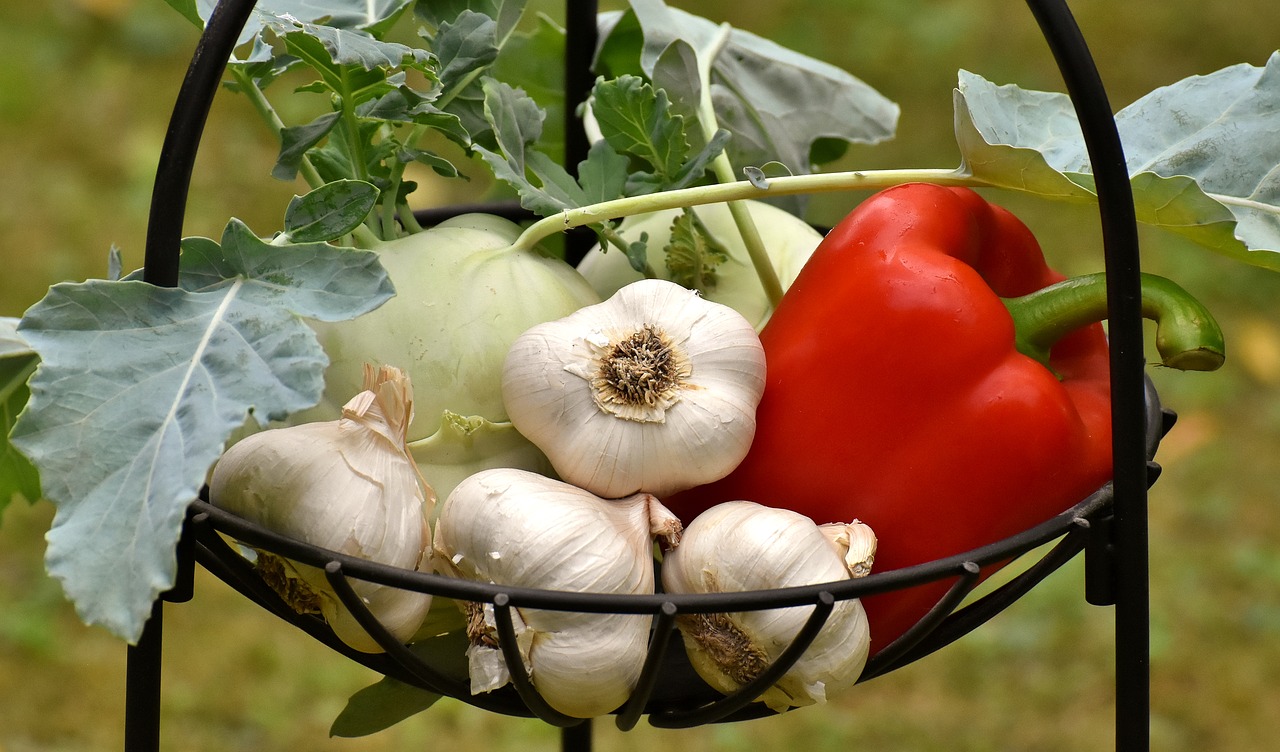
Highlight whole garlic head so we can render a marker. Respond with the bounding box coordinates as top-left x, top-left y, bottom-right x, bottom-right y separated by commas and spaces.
433, 467, 682, 718
501, 278, 766, 499
661, 501, 875, 712
209, 364, 433, 653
